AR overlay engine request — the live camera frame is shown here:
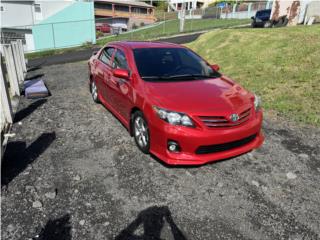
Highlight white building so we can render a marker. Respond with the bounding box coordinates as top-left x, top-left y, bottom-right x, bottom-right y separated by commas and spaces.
0, 0, 73, 51
1, 0, 74, 27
